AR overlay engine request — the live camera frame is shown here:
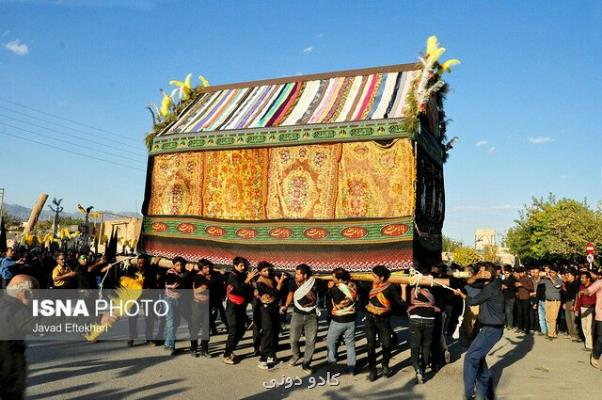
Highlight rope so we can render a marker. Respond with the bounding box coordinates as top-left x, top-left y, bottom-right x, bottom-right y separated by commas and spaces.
407, 267, 465, 339
98, 257, 136, 299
